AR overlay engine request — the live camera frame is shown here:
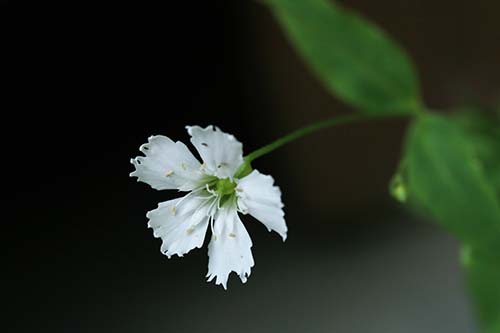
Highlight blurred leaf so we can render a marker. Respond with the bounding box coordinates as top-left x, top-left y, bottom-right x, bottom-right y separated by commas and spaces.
405, 113, 500, 247
452, 109, 500, 200
266, 0, 421, 114
483, 319, 500, 333
452, 109, 500, 330
463, 247, 500, 329
405, 113, 500, 330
